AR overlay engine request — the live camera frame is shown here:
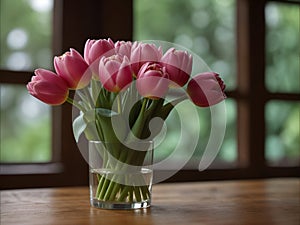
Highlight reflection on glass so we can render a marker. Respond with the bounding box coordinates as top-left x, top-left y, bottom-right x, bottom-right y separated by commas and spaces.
134, 0, 236, 89
134, 0, 237, 165
265, 101, 300, 166
0, 0, 53, 70
0, 84, 51, 162
265, 2, 300, 93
